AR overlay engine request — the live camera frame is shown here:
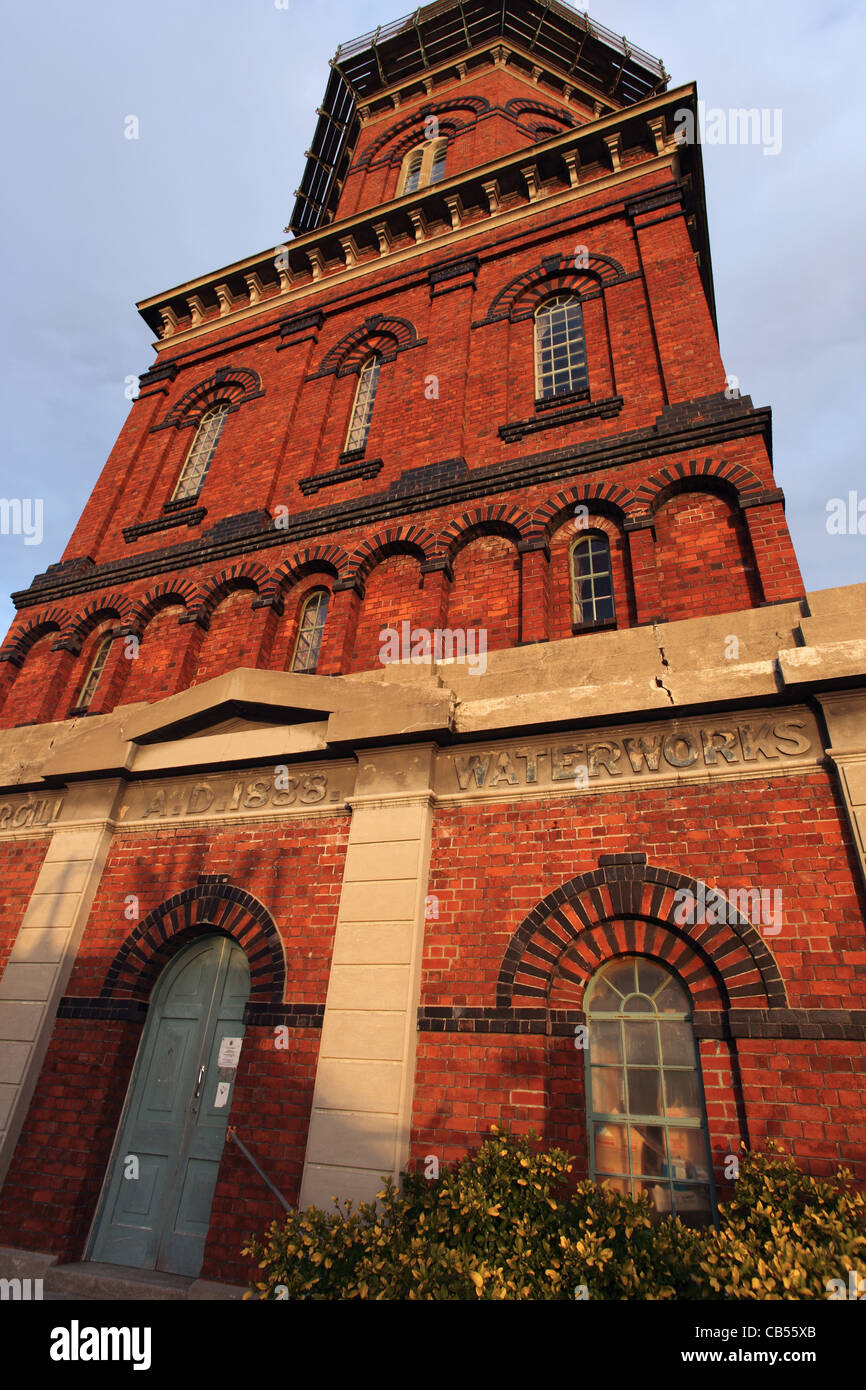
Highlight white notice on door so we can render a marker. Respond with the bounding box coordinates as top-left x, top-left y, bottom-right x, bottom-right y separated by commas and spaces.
214, 1081, 231, 1108
217, 1036, 243, 1069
